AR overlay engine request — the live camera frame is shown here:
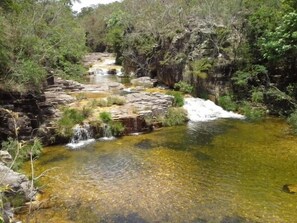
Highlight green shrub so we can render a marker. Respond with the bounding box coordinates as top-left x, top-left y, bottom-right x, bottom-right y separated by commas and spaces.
174, 81, 193, 94
110, 121, 125, 136
251, 88, 264, 103
239, 101, 265, 121
162, 107, 188, 127
107, 96, 126, 106
167, 91, 184, 107
232, 65, 267, 87
1, 138, 42, 170
99, 112, 112, 123
97, 99, 108, 107
12, 59, 46, 90
190, 59, 212, 79
81, 106, 93, 118
56, 108, 85, 137
218, 95, 237, 111
287, 111, 297, 134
